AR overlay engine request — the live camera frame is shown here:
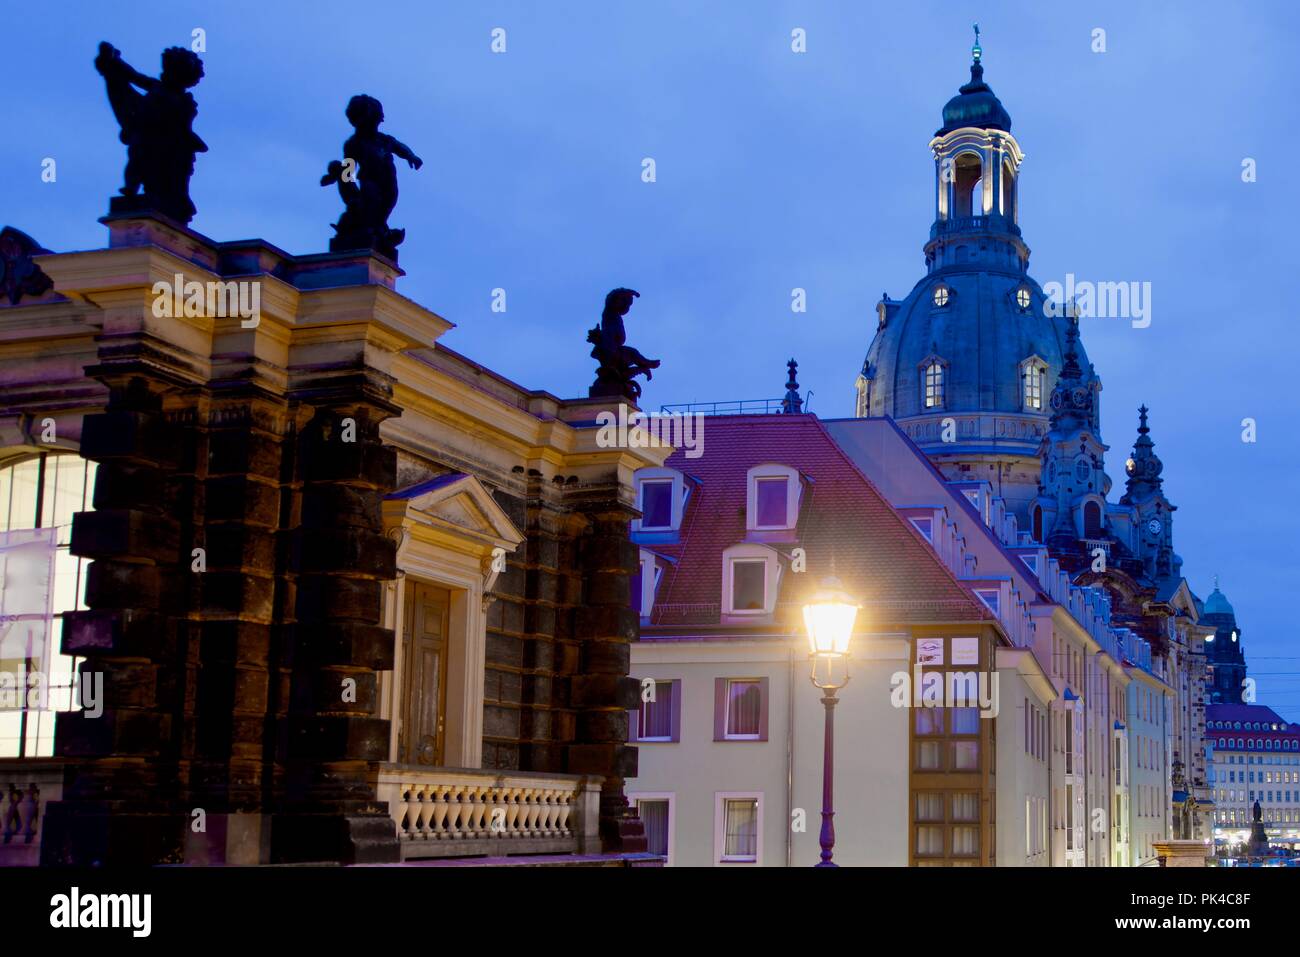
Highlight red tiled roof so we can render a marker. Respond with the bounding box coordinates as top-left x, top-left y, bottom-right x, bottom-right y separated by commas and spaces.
641, 414, 996, 631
